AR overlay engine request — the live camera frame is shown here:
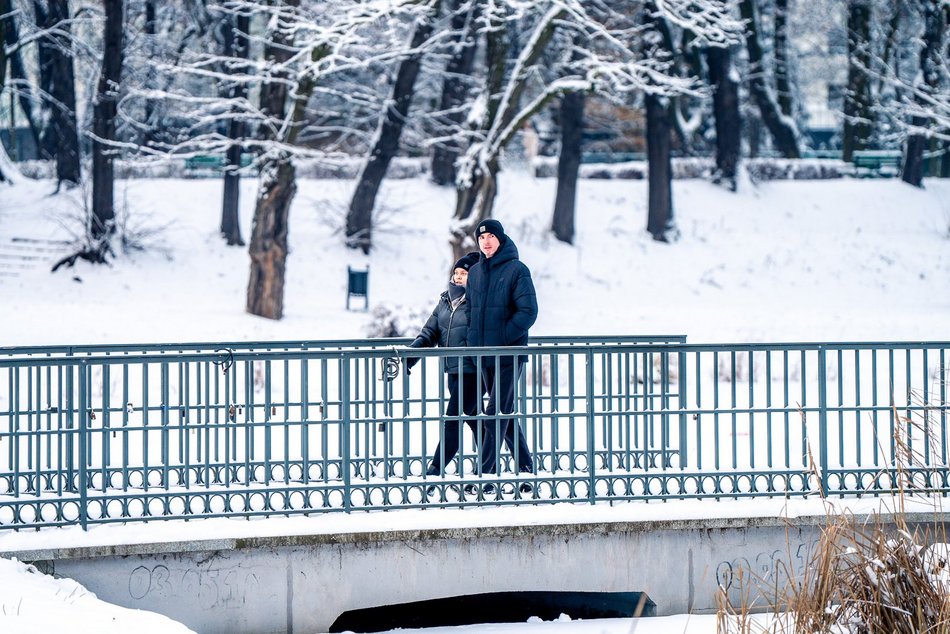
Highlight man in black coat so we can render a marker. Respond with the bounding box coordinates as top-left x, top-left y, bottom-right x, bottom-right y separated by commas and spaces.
466, 219, 538, 487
